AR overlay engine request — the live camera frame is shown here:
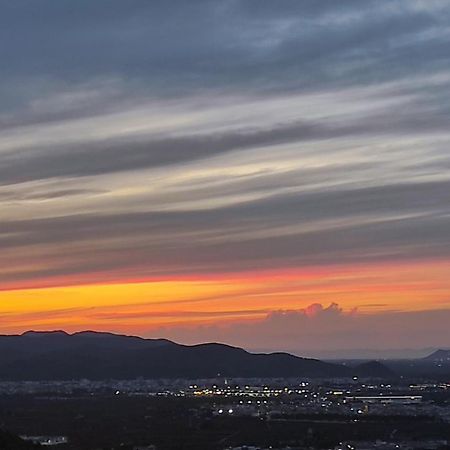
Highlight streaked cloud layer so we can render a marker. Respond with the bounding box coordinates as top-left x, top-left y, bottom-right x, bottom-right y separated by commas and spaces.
1, 1, 449, 353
